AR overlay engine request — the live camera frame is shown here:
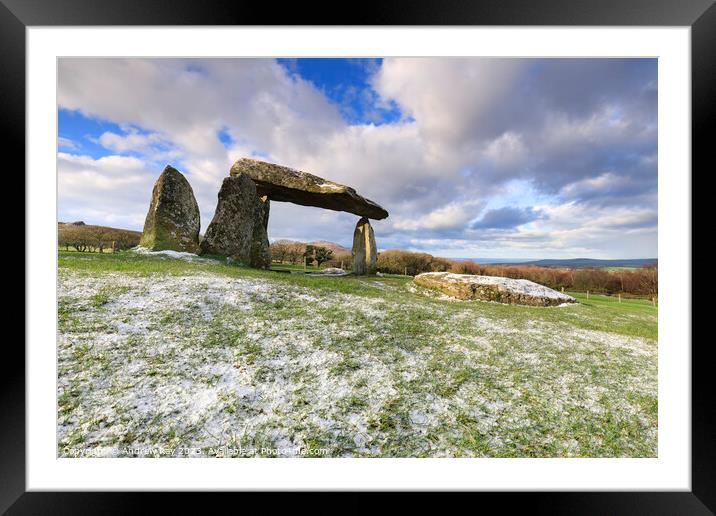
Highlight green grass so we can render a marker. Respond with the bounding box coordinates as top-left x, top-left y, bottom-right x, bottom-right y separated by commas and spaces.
58, 250, 411, 298
269, 261, 322, 272
57, 250, 657, 458
57, 250, 657, 338
571, 291, 656, 315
